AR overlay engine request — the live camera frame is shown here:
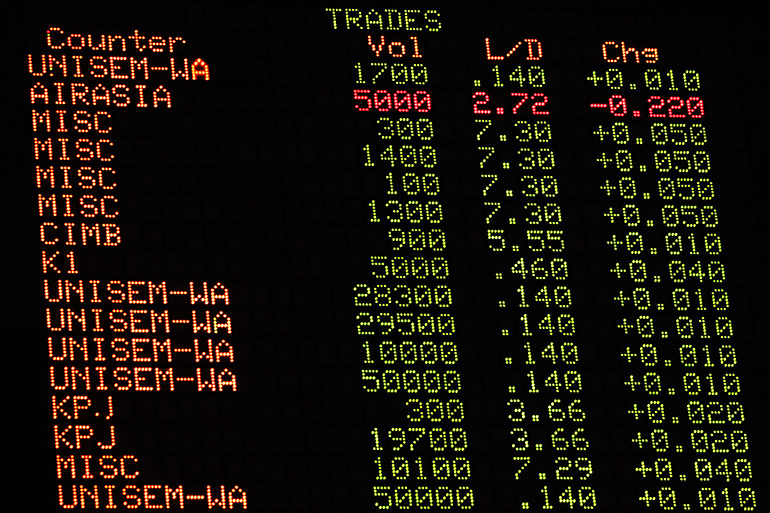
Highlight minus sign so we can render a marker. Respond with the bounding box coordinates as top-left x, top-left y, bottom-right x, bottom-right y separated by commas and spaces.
589, 103, 608, 108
